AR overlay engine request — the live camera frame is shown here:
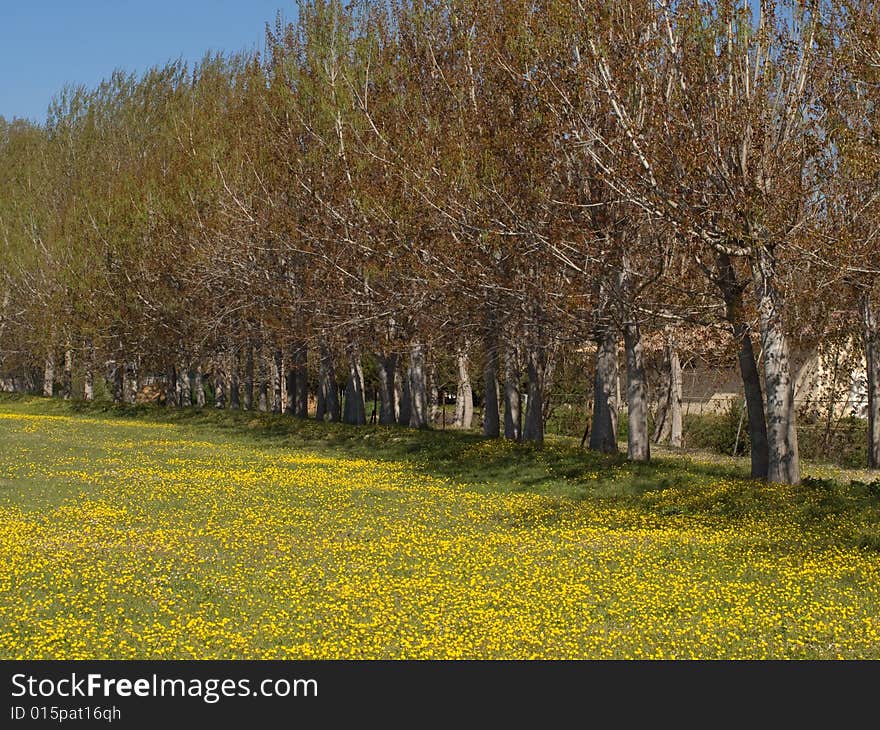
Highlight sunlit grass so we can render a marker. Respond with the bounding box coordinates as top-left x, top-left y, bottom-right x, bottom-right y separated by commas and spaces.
1, 396, 879, 659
